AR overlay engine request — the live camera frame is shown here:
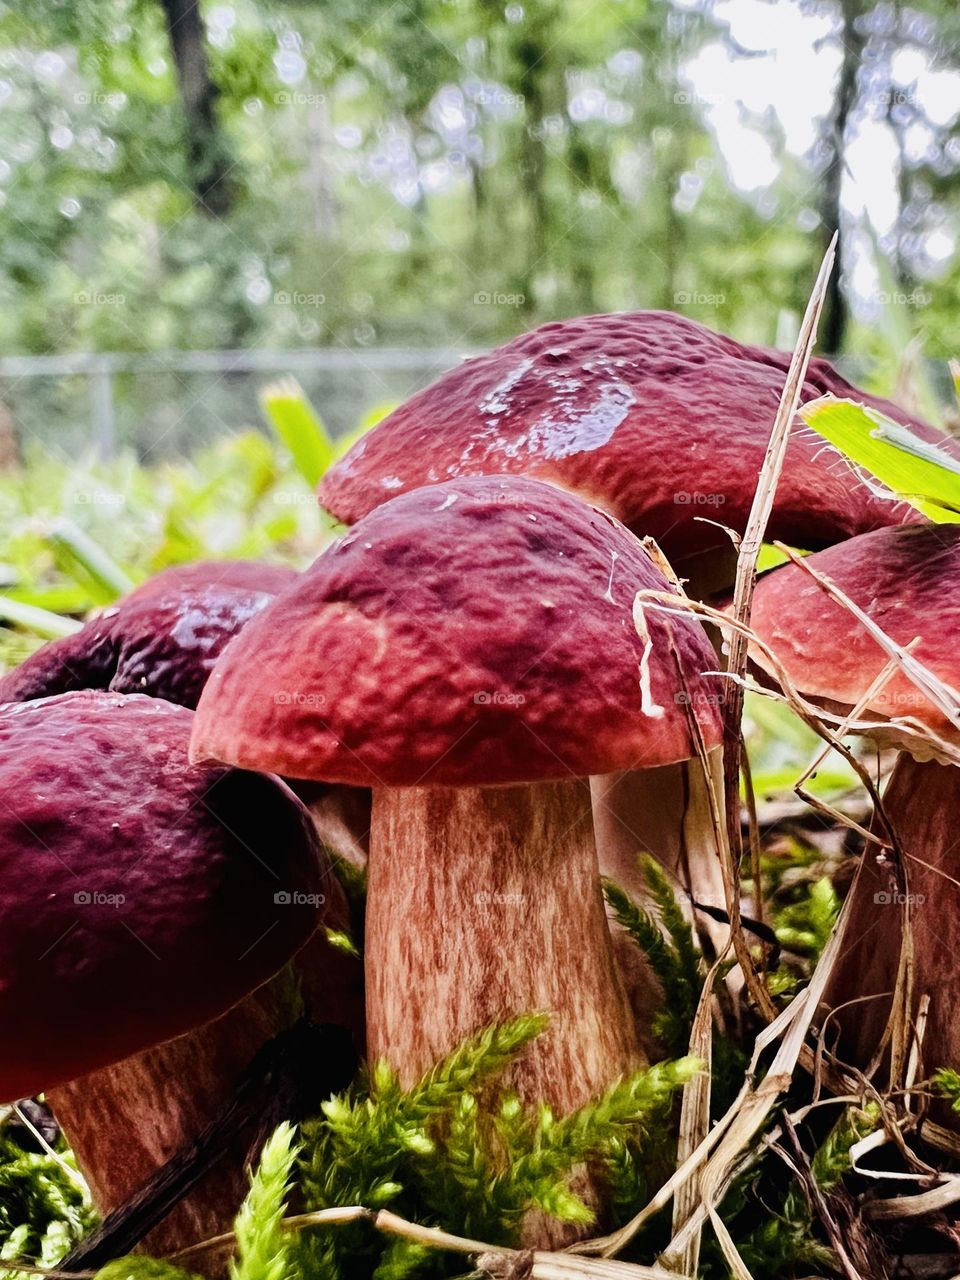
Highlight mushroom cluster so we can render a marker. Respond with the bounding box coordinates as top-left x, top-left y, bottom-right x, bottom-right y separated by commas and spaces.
746, 523, 960, 1090
1, 308, 952, 1259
